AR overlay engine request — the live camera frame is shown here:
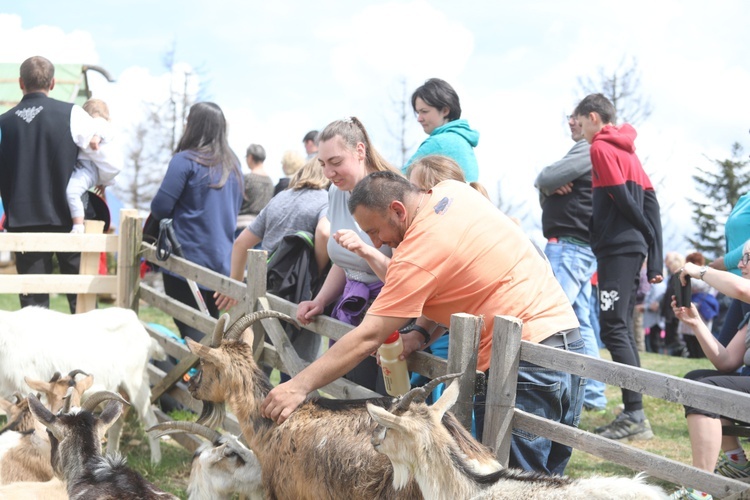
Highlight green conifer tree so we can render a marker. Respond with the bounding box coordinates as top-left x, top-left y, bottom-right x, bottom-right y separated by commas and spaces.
688, 143, 750, 259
